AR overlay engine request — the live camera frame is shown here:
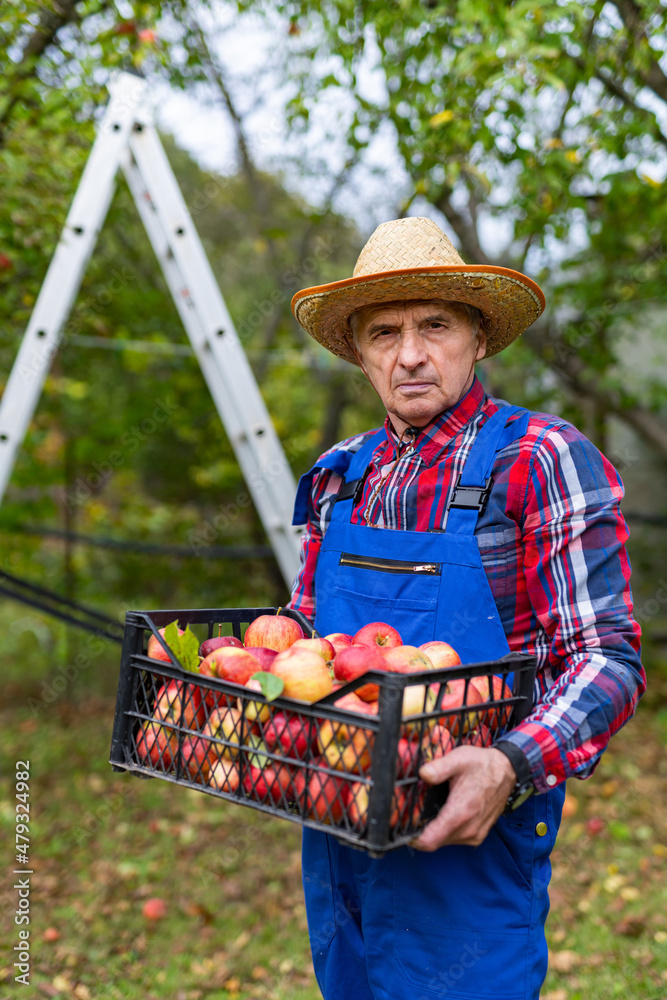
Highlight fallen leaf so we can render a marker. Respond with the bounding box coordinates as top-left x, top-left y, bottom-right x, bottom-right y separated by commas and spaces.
614, 917, 646, 937
550, 949, 580, 972
561, 793, 578, 818
232, 929, 251, 950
